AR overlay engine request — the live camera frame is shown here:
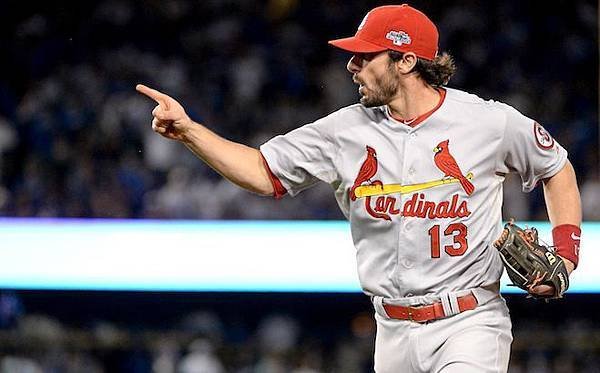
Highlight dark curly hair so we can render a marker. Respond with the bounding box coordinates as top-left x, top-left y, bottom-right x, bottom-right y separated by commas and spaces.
388, 50, 456, 87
